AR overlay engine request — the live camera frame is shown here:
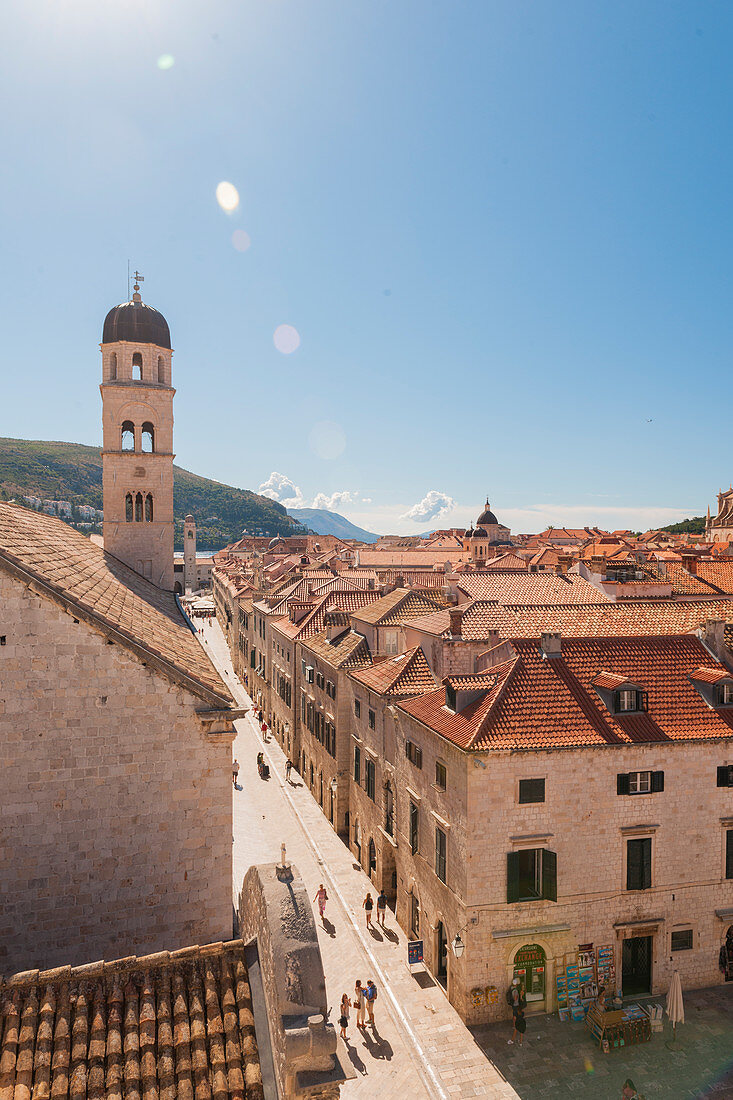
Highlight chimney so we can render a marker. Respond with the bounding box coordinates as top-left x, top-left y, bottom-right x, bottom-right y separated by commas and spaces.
367, 578, 375, 590
702, 618, 725, 660
682, 554, 698, 576
449, 607, 463, 637
540, 631, 562, 659
395, 575, 405, 589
